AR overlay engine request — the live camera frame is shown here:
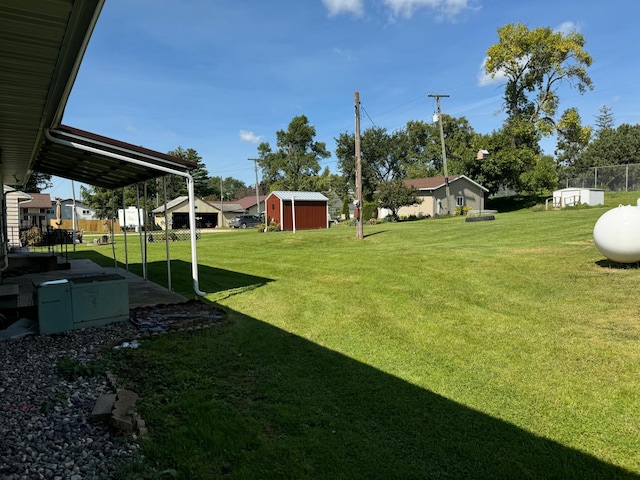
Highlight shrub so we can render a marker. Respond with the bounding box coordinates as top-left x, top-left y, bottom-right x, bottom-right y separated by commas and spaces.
341, 197, 350, 220
259, 221, 280, 232
454, 205, 473, 216
362, 202, 377, 221
20, 226, 43, 246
